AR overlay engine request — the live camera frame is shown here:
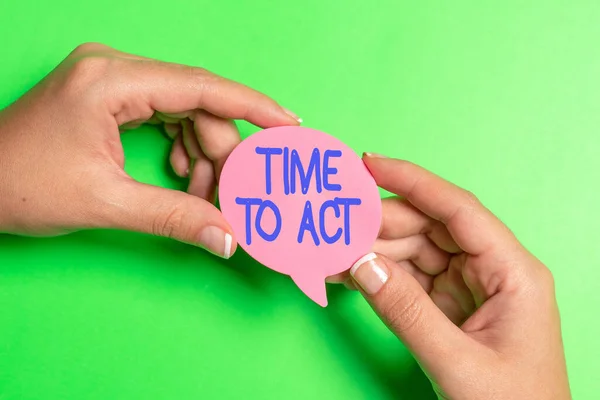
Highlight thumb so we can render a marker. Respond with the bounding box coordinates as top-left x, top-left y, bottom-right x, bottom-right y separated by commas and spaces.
350, 253, 468, 373
99, 178, 236, 258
